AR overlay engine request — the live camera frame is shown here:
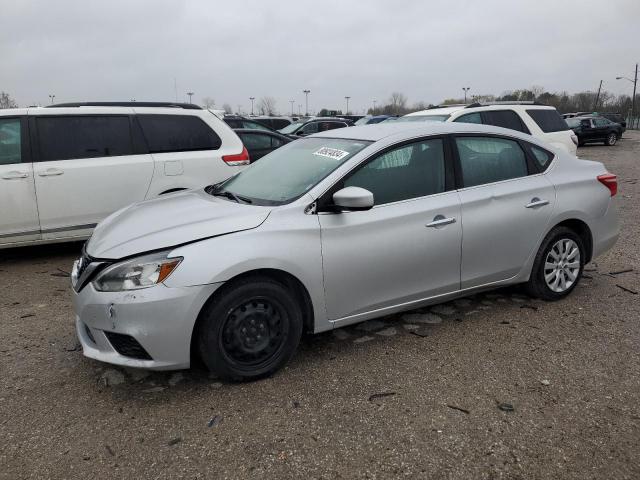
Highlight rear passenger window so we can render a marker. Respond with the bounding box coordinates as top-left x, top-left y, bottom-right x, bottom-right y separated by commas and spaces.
138, 115, 221, 153
529, 144, 553, 170
482, 110, 530, 134
344, 139, 445, 205
238, 132, 271, 149
456, 137, 528, 187
37, 116, 133, 161
526, 109, 569, 132
0, 118, 22, 165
